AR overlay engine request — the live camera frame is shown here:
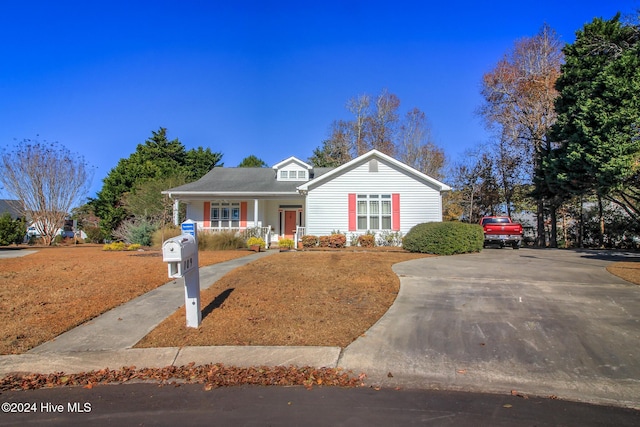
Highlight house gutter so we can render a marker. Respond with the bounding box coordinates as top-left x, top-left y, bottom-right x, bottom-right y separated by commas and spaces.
163, 191, 301, 199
